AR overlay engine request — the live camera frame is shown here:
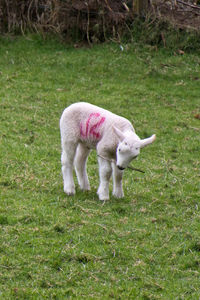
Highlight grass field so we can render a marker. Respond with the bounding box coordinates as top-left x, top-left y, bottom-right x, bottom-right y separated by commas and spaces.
0, 35, 199, 299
